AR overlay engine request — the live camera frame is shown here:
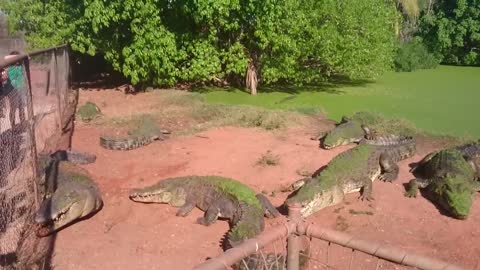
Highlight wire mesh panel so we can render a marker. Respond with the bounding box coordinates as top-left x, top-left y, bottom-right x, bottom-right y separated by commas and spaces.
237, 233, 288, 270
299, 236, 416, 270
194, 205, 466, 270
0, 56, 45, 269
0, 45, 76, 270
